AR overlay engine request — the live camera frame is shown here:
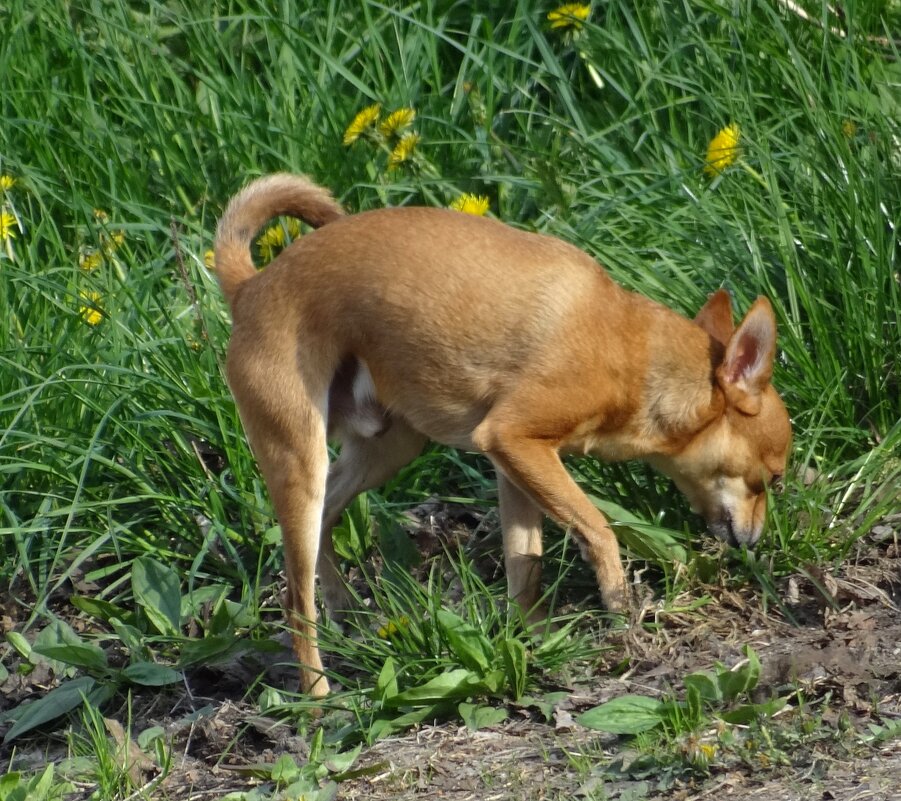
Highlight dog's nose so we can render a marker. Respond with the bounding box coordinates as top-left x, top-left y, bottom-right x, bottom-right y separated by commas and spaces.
708, 512, 763, 548
709, 513, 762, 548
